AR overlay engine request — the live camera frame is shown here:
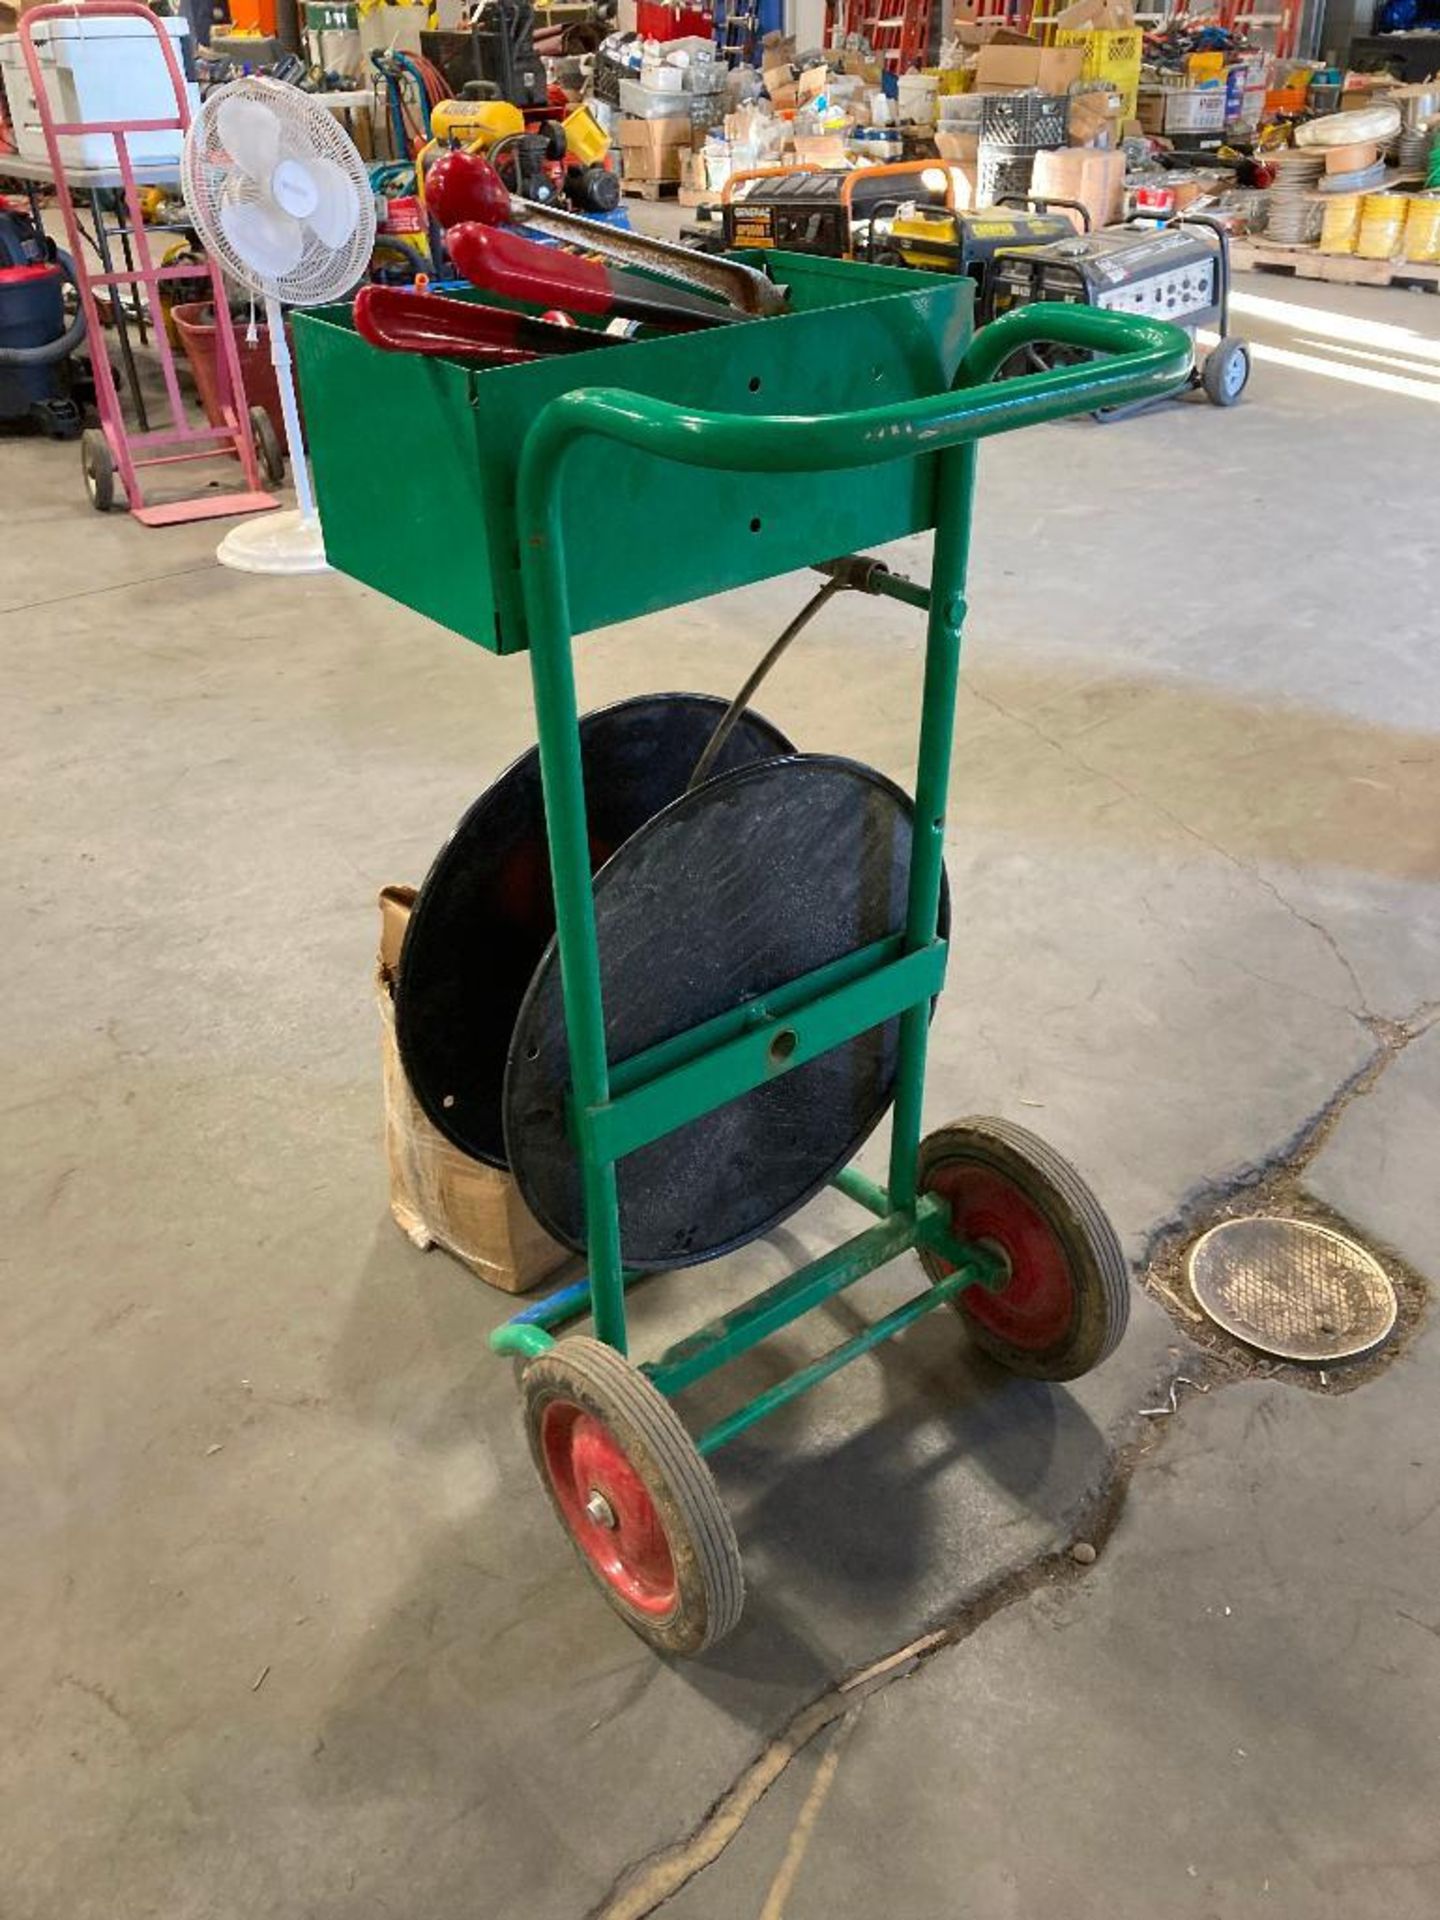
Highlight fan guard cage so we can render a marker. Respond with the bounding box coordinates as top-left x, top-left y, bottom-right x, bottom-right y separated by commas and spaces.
181, 77, 377, 308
